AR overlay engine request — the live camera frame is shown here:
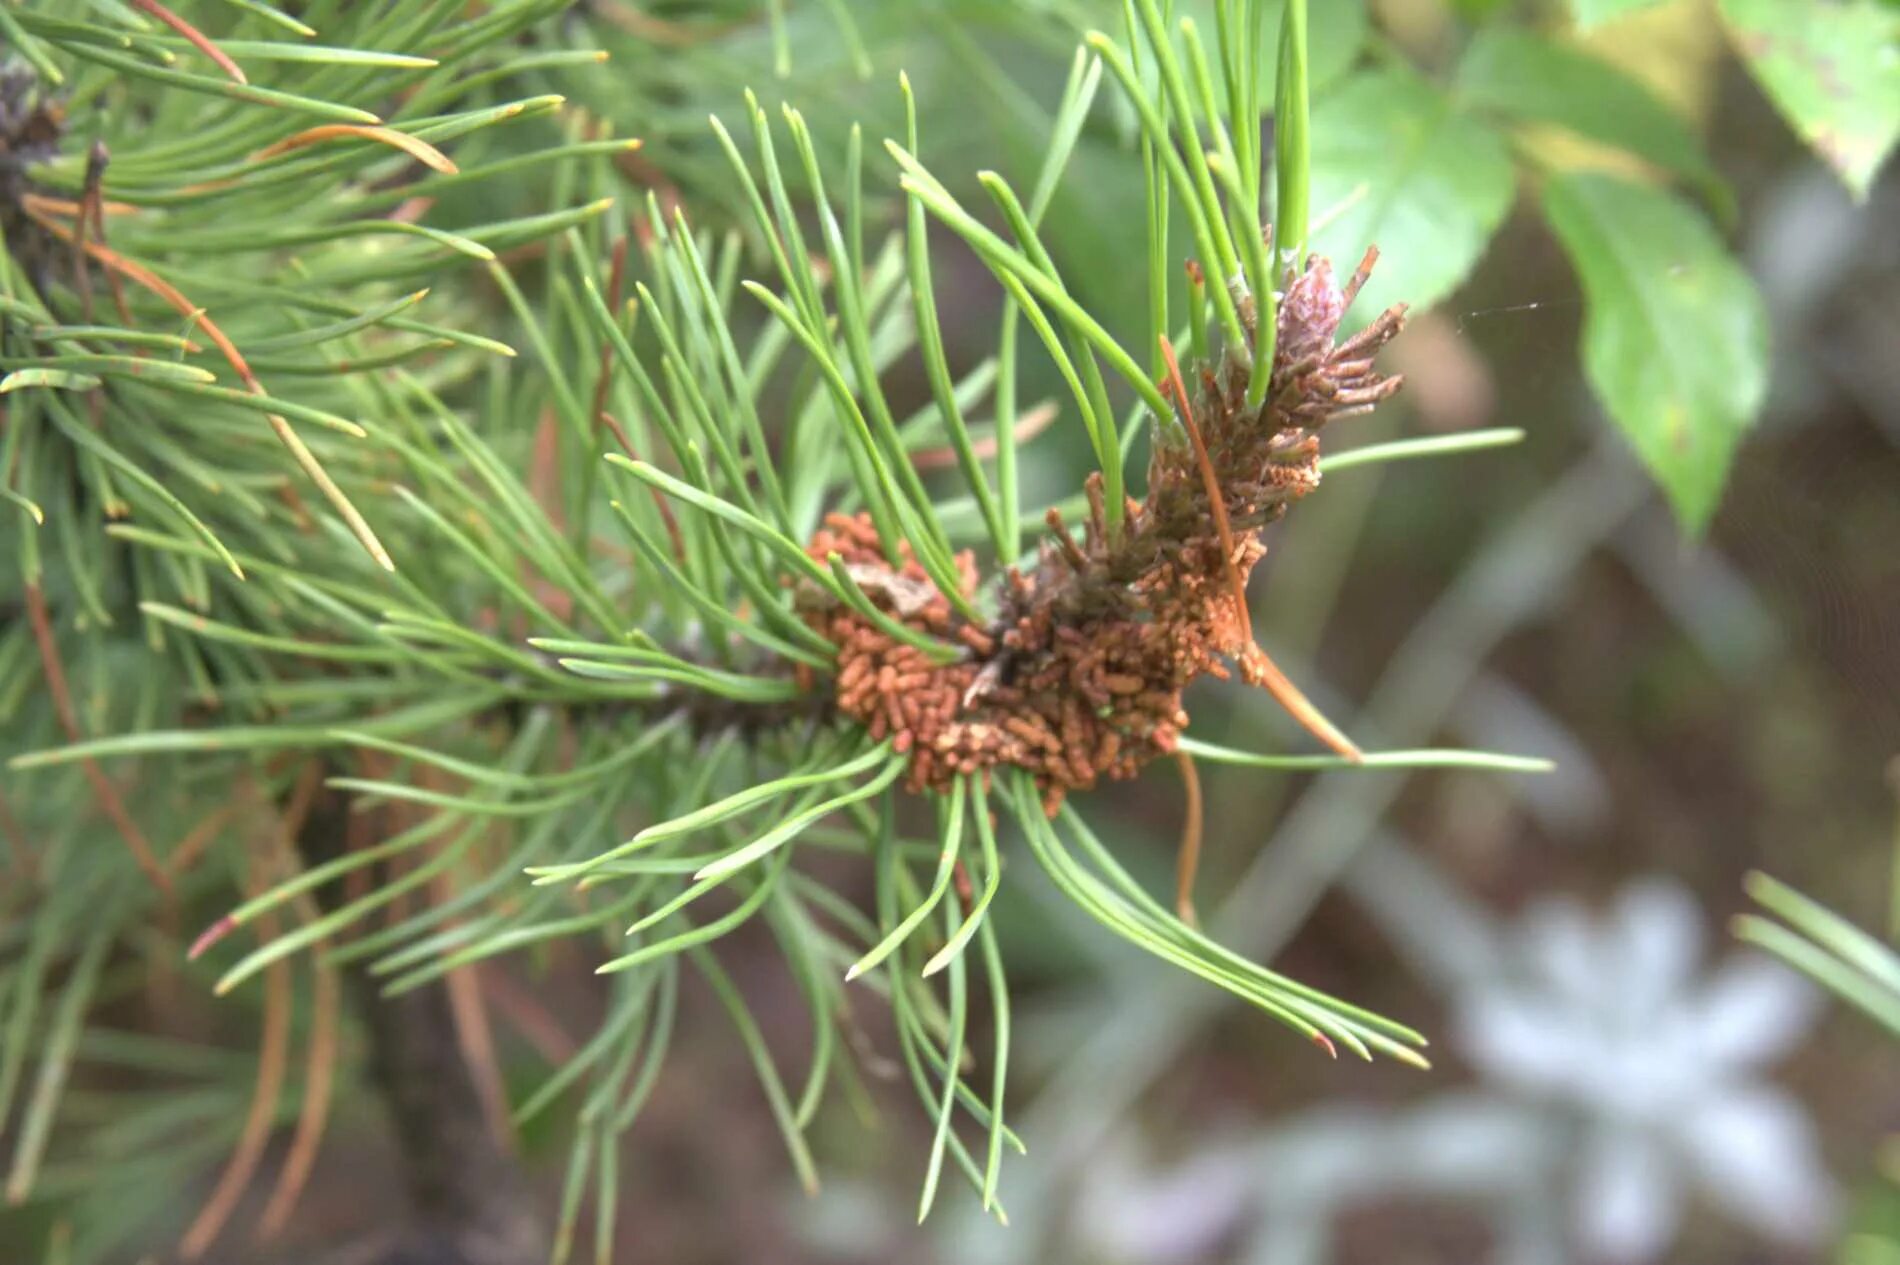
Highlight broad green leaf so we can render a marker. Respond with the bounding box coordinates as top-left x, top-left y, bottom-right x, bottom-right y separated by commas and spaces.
1717, 0, 1900, 200
1237, 0, 1367, 95
1542, 172, 1768, 532
1291, 0, 1367, 94
1035, 3, 1362, 325
1308, 66, 1515, 321
1456, 28, 1733, 220
1161, 2, 1367, 97
1094, 1, 1366, 157
1570, 0, 1669, 25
